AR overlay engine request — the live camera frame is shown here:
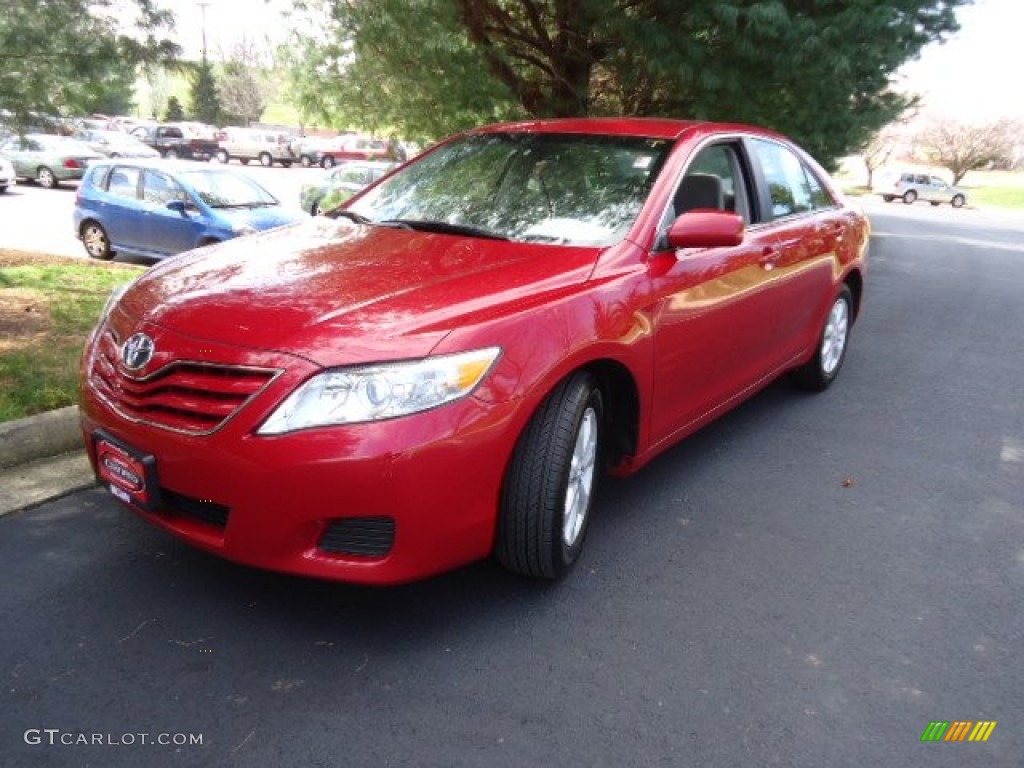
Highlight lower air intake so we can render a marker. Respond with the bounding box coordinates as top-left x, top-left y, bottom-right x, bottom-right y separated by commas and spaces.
319, 517, 395, 557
